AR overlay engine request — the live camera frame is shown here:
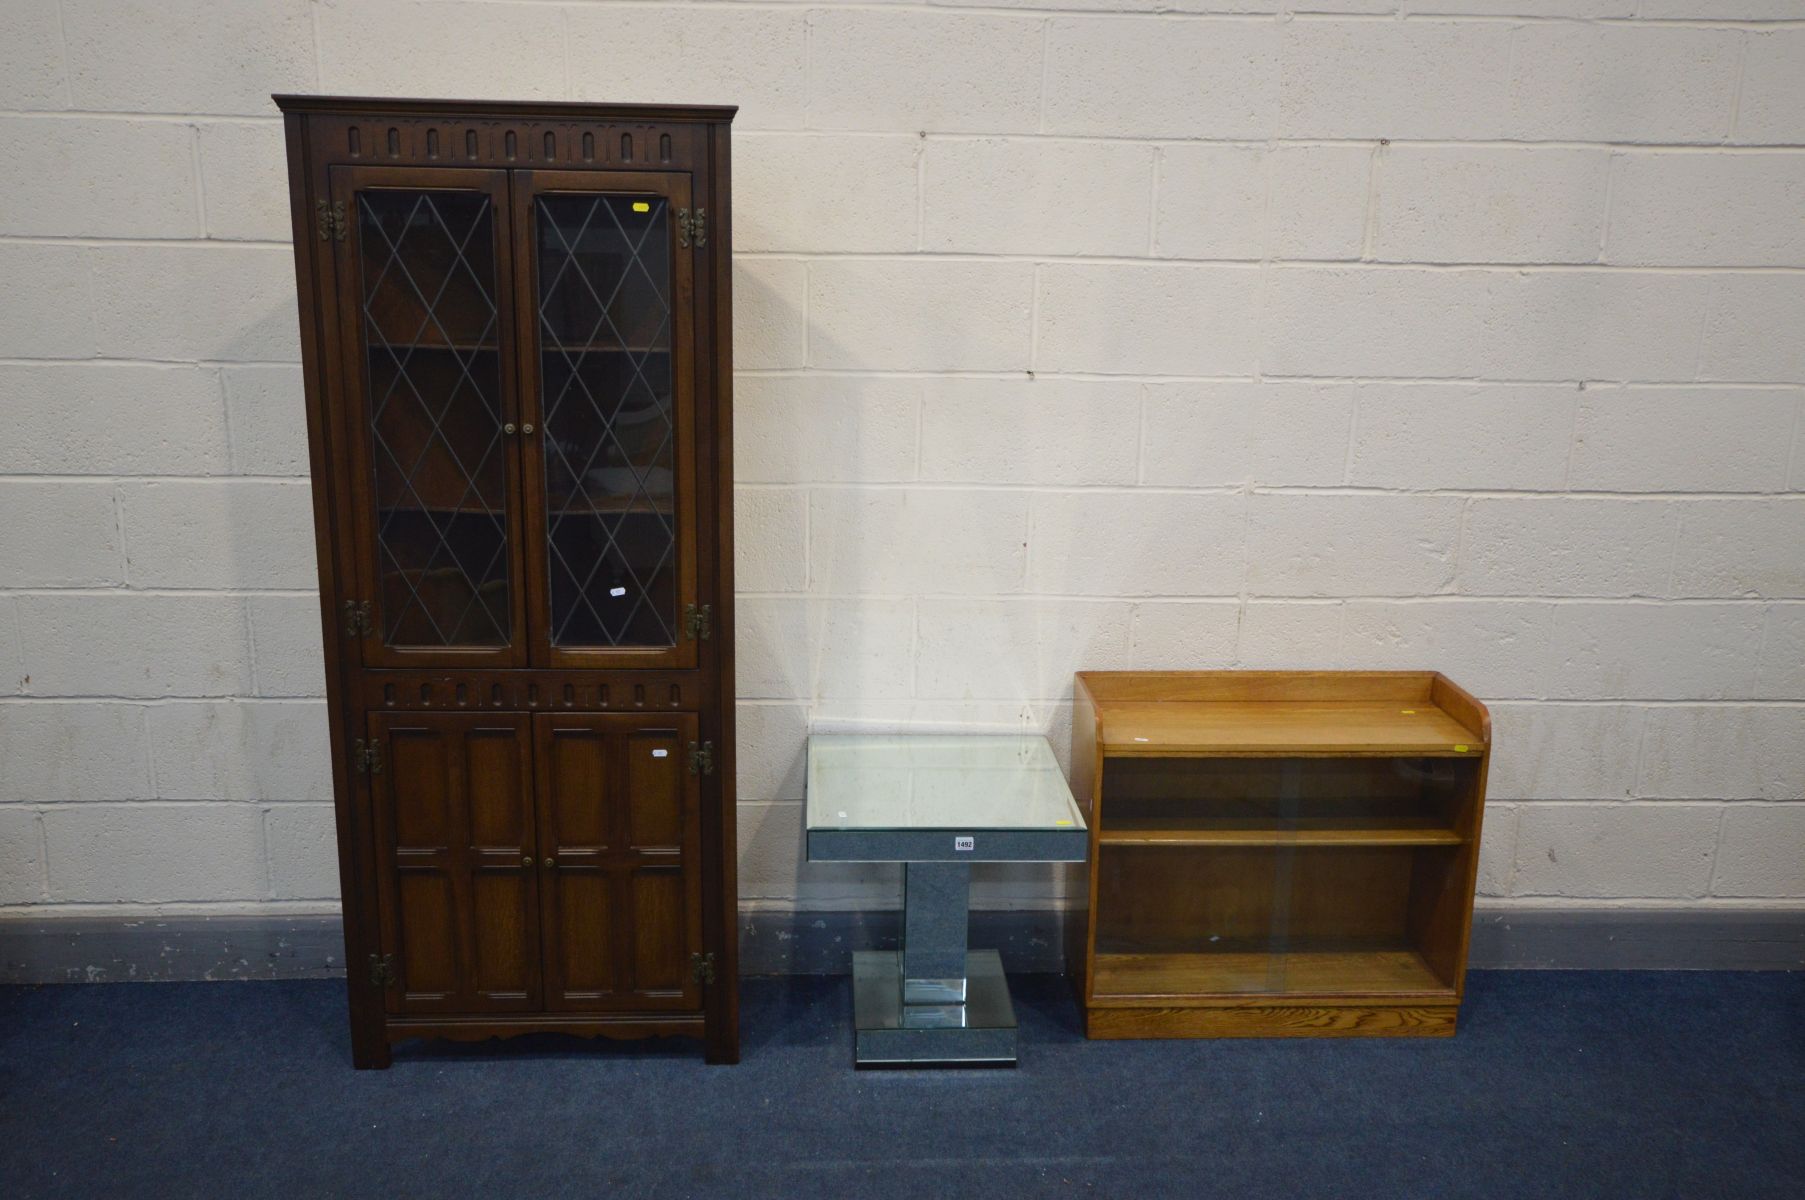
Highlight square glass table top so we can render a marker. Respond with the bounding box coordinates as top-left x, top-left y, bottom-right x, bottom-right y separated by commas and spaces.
806, 735, 1088, 864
